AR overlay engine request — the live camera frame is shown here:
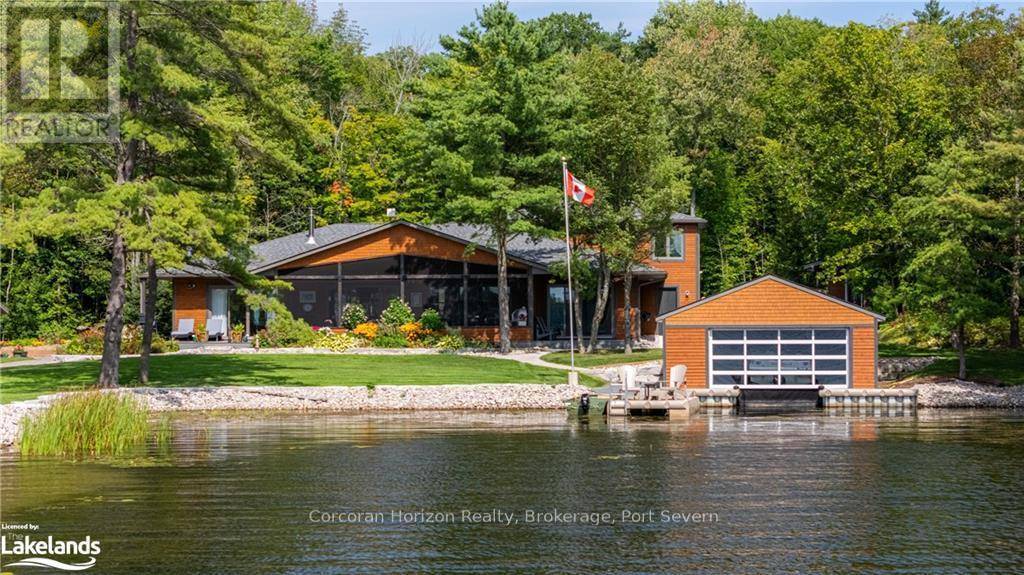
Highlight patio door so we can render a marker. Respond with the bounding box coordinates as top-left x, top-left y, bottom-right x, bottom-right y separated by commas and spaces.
209, 288, 230, 341
547, 285, 612, 338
